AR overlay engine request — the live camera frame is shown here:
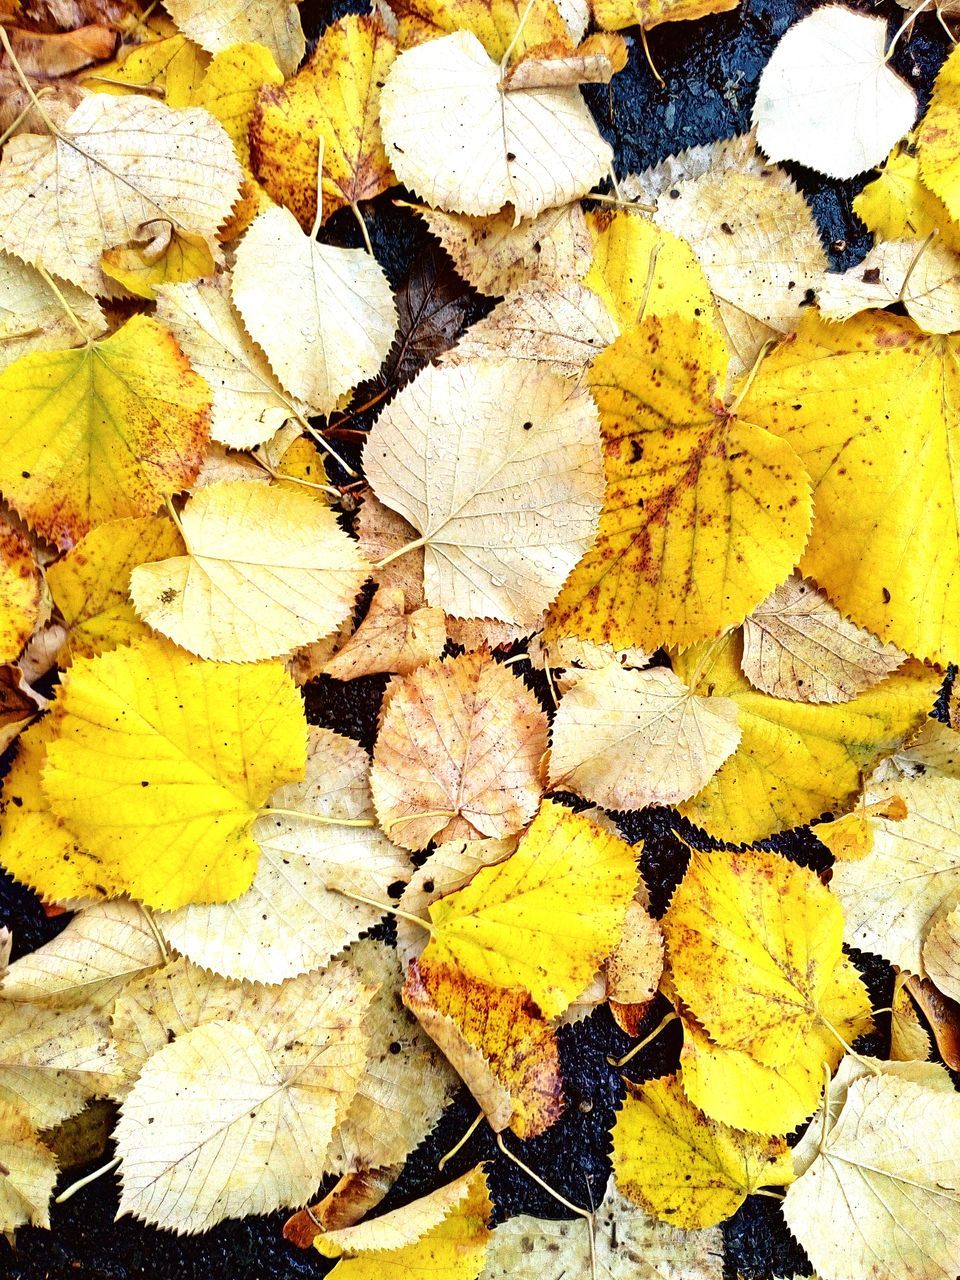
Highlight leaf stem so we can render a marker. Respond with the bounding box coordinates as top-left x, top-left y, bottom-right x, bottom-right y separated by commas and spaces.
608, 1010, 678, 1068
350, 202, 374, 255
259, 807, 376, 827
298, 418, 359, 478
55, 1155, 121, 1204
898, 229, 937, 302
639, 25, 665, 88
500, 0, 538, 71
587, 191, 657, 214
495, 1133, 595, 1224
728, 337, 777, 416
329, 886, 433, 932
636, 241, 663, 325
437, 1110, 484, 1171
374, 535, 429, 570
33, 264, 90, 346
